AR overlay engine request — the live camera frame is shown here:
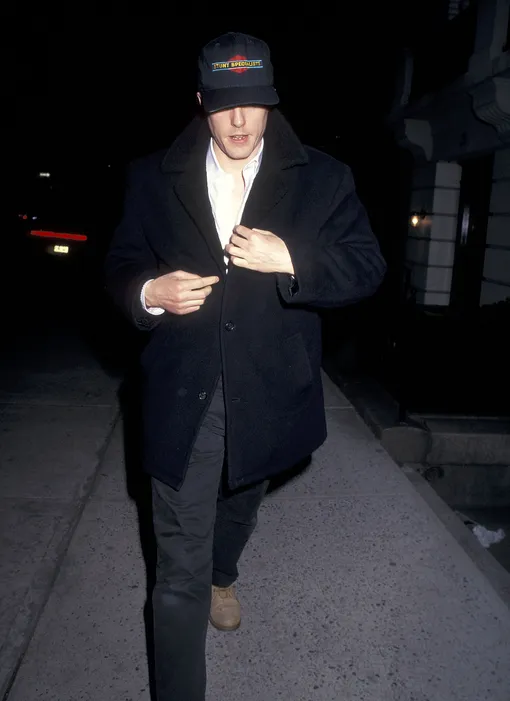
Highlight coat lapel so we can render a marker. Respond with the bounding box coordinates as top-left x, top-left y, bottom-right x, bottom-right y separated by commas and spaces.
240, 163, 290, 230
240, 110, 307, 229
172, 168, 227, 276
160, 110, 308, 269
161, 116, 226, 276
